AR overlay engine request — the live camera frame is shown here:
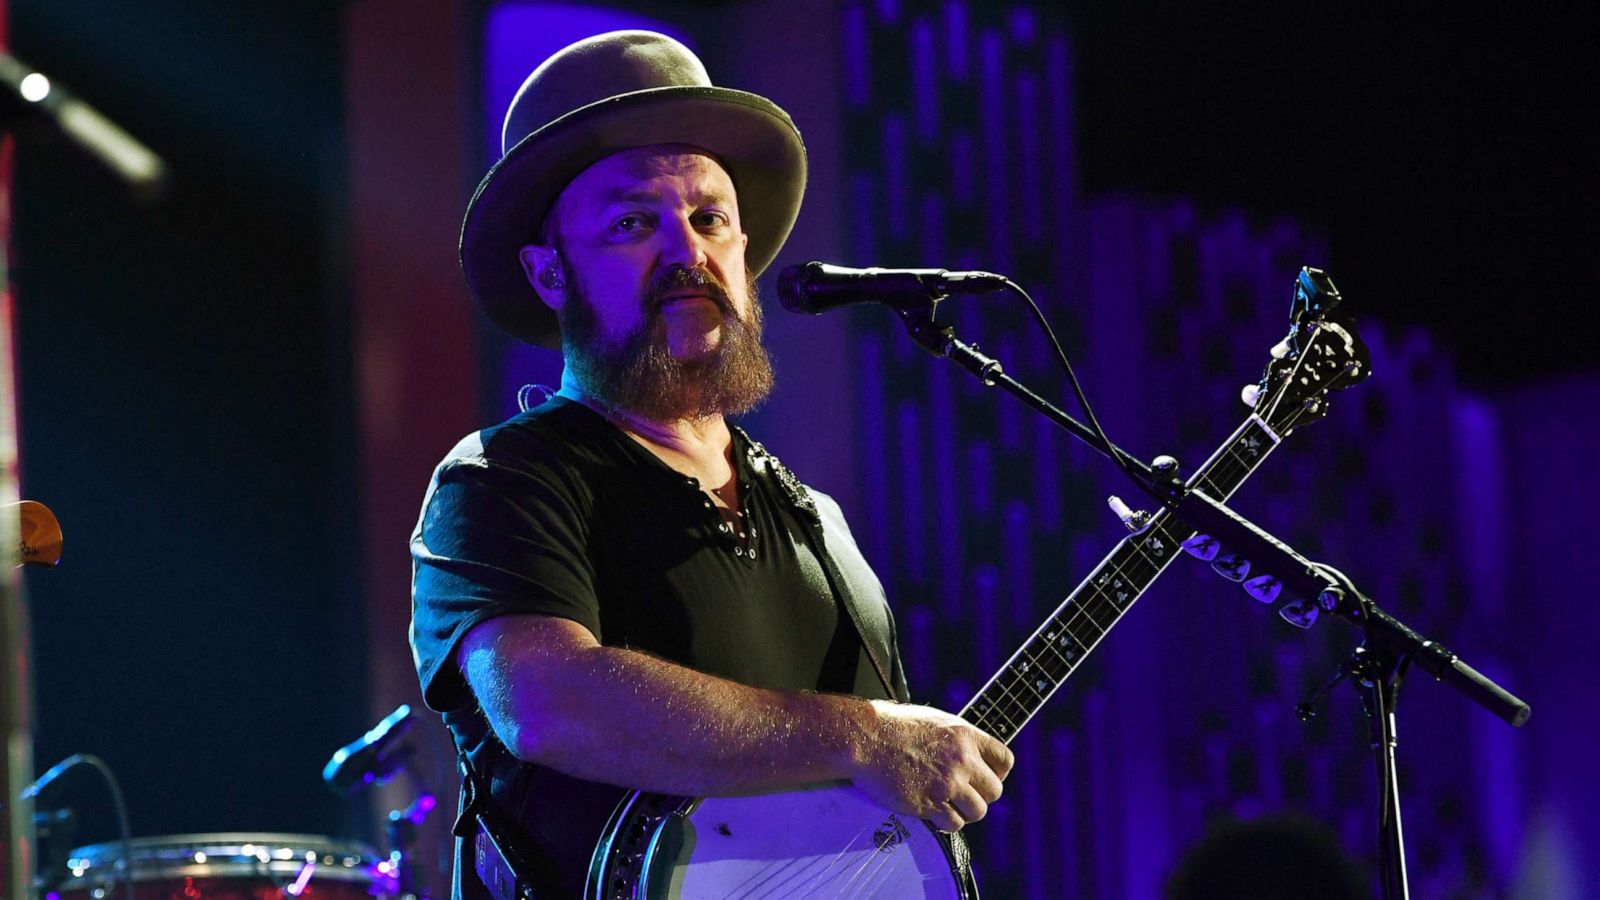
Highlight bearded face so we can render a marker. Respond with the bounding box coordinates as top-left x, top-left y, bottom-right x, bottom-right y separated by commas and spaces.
558, 262, 775, 421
